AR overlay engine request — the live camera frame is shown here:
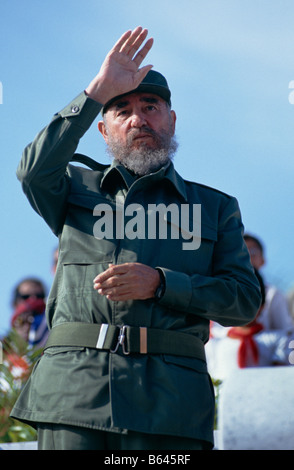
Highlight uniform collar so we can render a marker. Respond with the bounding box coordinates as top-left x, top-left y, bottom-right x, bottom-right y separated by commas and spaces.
100, 159, 188, 202
101, 160, 136, 190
